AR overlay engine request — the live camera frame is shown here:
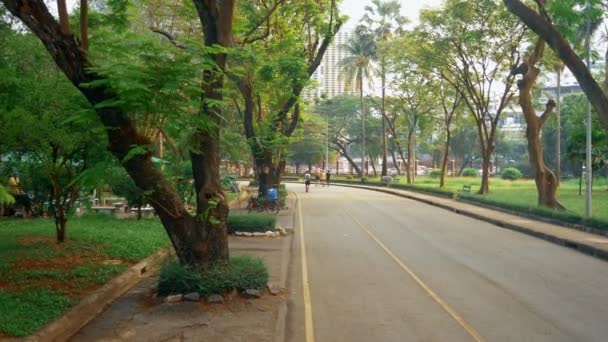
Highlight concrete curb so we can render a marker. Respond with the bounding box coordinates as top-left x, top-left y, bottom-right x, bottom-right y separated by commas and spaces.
331, 183, 608, 263
273, 193, 297, 342
25, 248, 173, 342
